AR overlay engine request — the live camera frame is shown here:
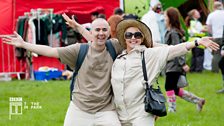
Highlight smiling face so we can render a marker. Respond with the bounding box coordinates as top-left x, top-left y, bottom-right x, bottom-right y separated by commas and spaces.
124, 27, 143, 52
91, 18, 110, 47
